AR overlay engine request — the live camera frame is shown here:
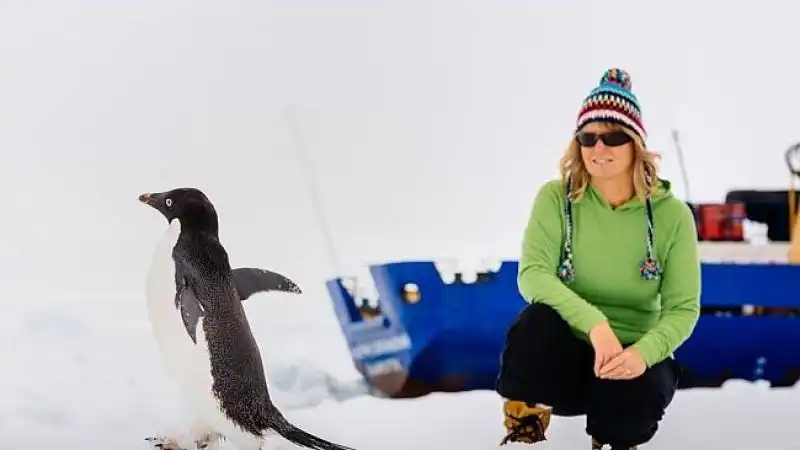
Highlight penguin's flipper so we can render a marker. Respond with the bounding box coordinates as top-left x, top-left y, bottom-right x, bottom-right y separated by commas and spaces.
175, 276, 205, 345
232, 267, 303, 301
